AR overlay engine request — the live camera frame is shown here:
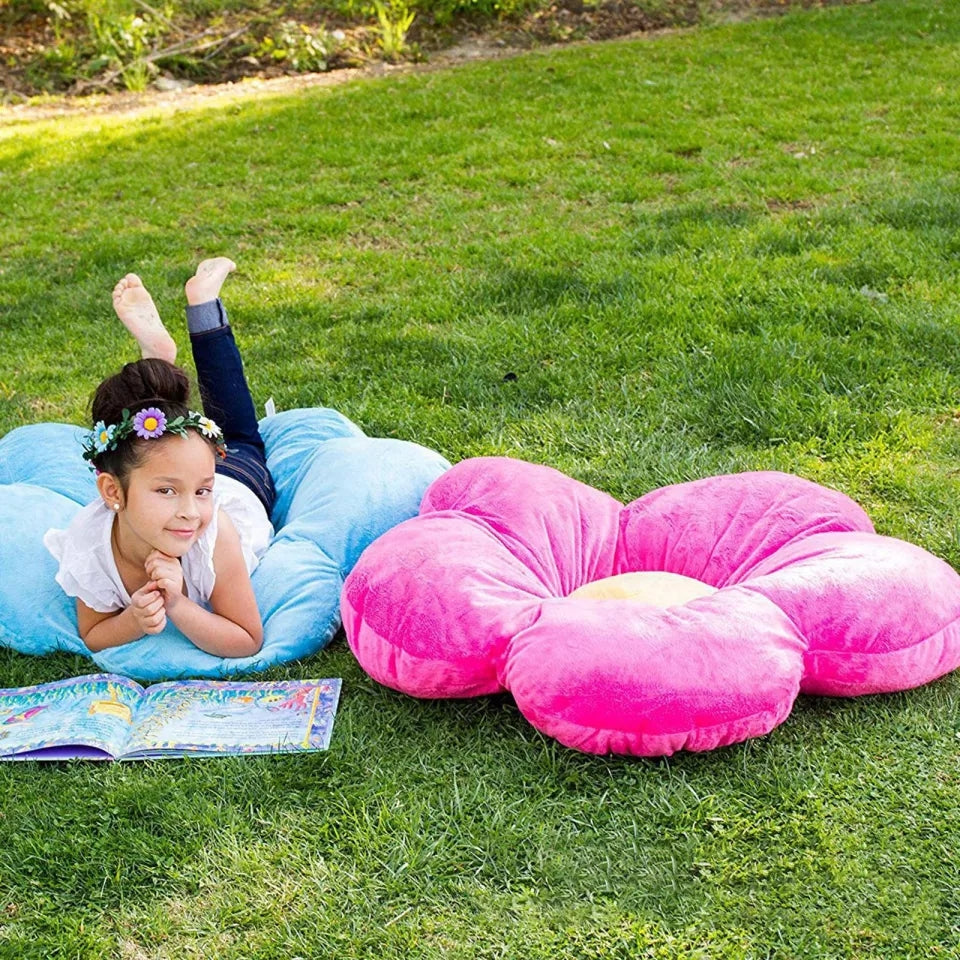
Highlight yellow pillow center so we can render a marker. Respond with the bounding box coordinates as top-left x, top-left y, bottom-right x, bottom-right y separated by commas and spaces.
569, 571, 717, 607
